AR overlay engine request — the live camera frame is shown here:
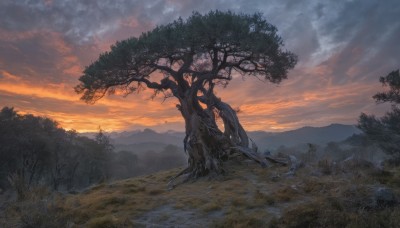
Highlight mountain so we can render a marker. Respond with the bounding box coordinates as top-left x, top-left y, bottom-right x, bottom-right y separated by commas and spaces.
110, 128, 183, 145
250, 123, 362, 150
79, 123, 361, 153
